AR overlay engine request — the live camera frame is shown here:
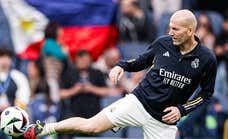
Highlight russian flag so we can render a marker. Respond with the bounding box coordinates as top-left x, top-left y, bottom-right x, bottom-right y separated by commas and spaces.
1, 0, 118, 60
